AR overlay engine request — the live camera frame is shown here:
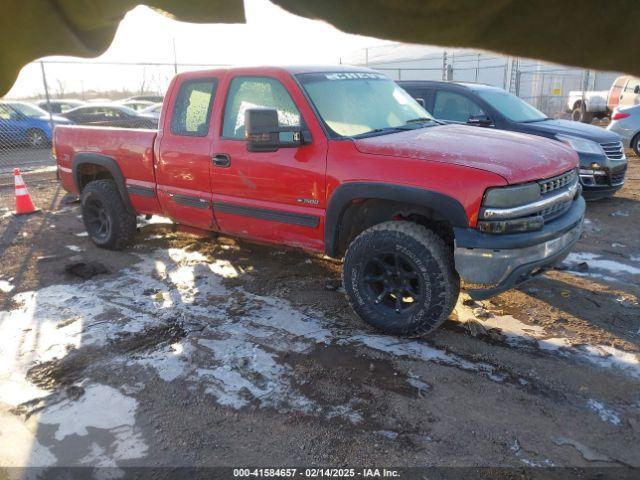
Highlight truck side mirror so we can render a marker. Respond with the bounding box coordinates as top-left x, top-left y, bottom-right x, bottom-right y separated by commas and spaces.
467, 114, 493, 127
634, 85, 640, 94
415, 97, 426, 108
245, 108, 310, 152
